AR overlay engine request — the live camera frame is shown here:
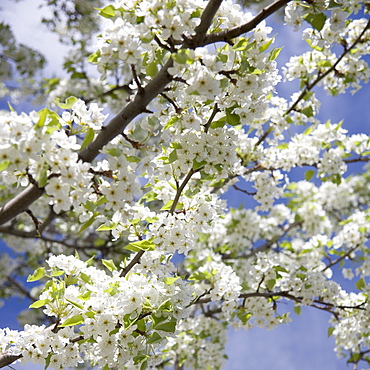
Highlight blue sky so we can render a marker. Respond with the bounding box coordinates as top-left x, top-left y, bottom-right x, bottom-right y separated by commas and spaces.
1, 1, 370, 369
